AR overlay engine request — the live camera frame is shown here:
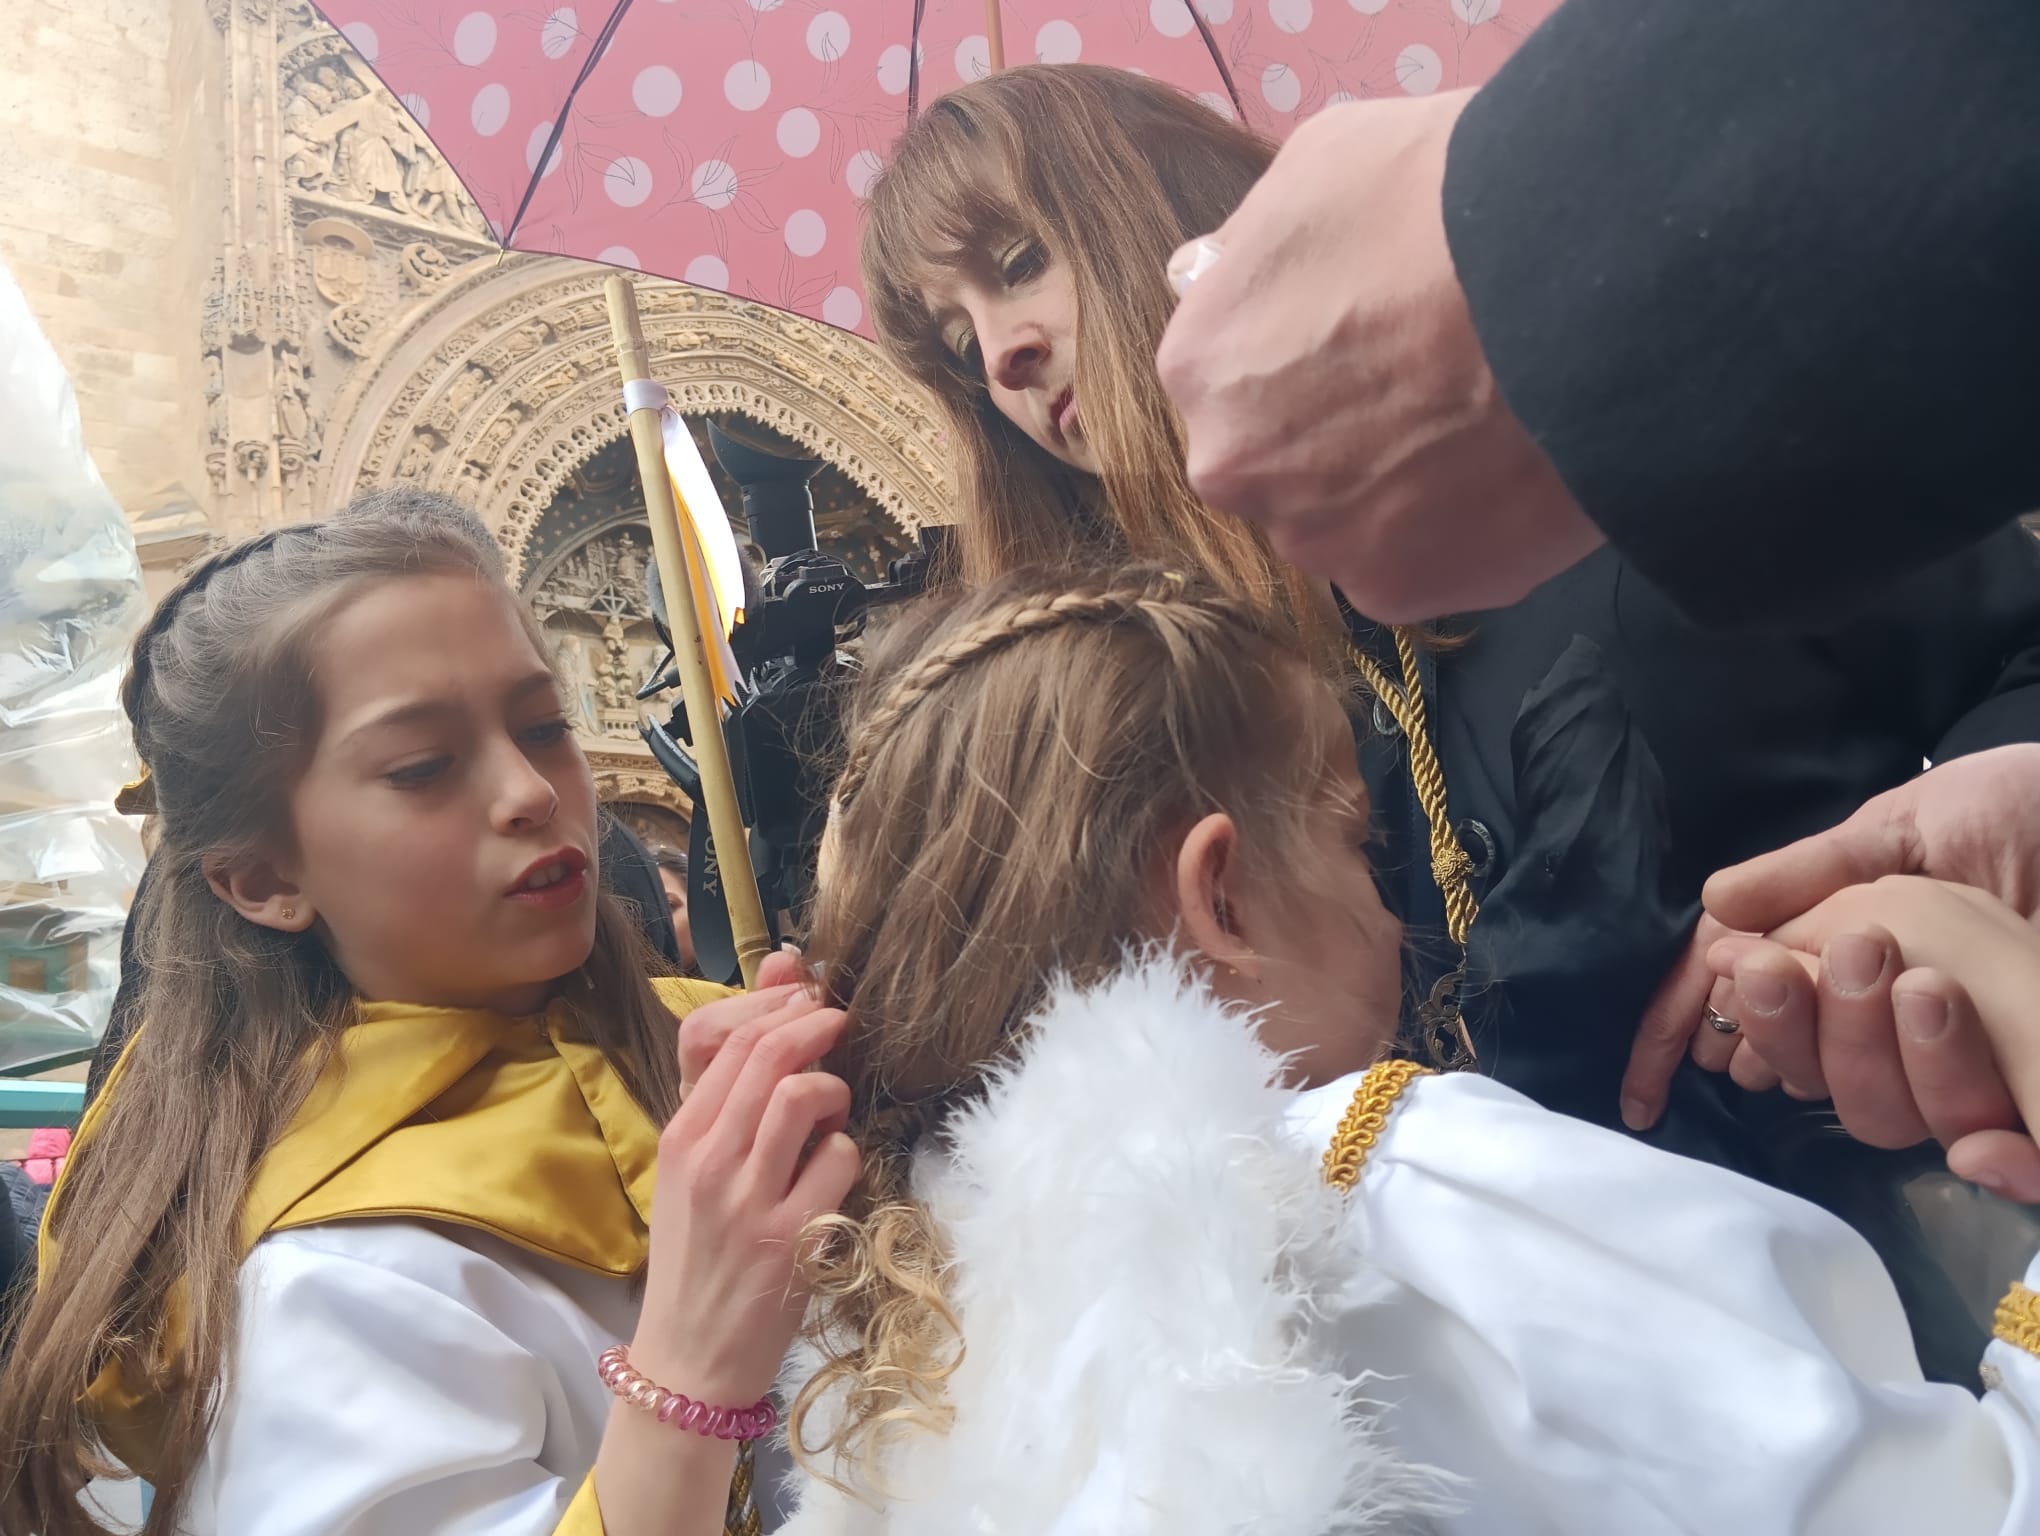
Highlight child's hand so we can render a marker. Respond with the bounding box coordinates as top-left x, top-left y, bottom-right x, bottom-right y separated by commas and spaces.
1726, 877, 2040, 1198
637, 987, 859, 1405
676, 947, 811, 1098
